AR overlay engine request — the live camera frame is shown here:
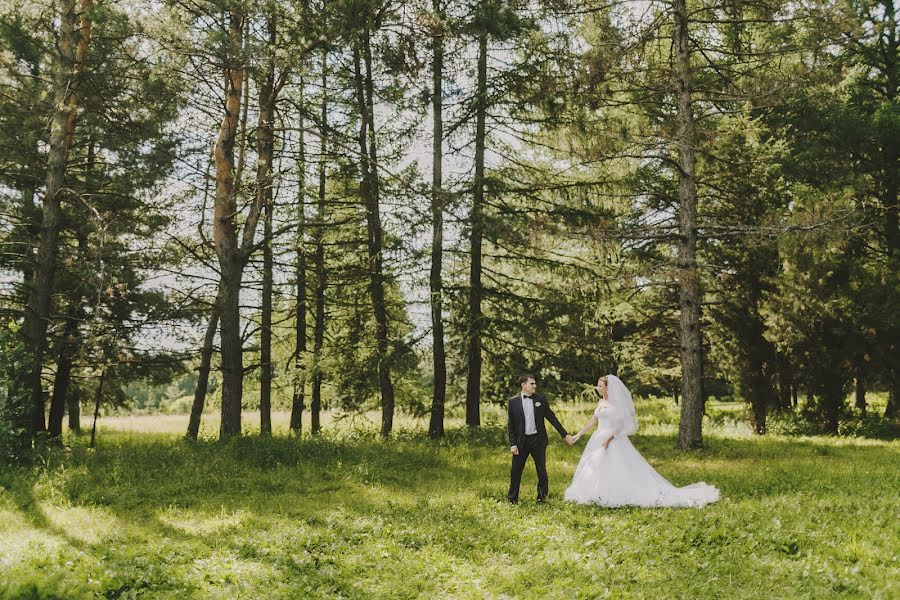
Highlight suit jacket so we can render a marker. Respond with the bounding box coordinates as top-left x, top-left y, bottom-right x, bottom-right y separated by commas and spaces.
507, 392, 568, 449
